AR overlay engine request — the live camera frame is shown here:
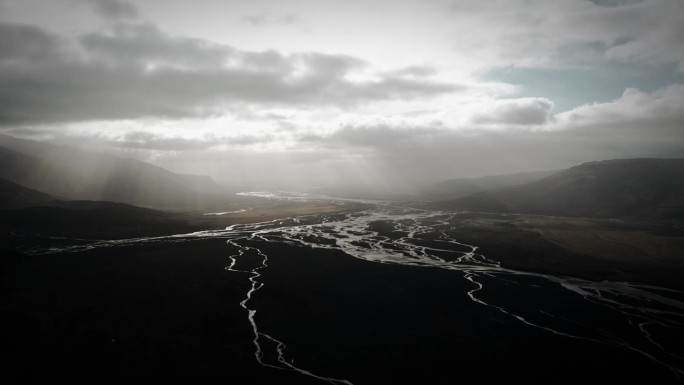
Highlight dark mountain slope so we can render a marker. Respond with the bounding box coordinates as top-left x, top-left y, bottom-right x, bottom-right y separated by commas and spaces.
431, 159, 684, 219
0, 178, 57, 209
0, 135, 228, 210
176, 173, 226, 193
426, 170, 557, 200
